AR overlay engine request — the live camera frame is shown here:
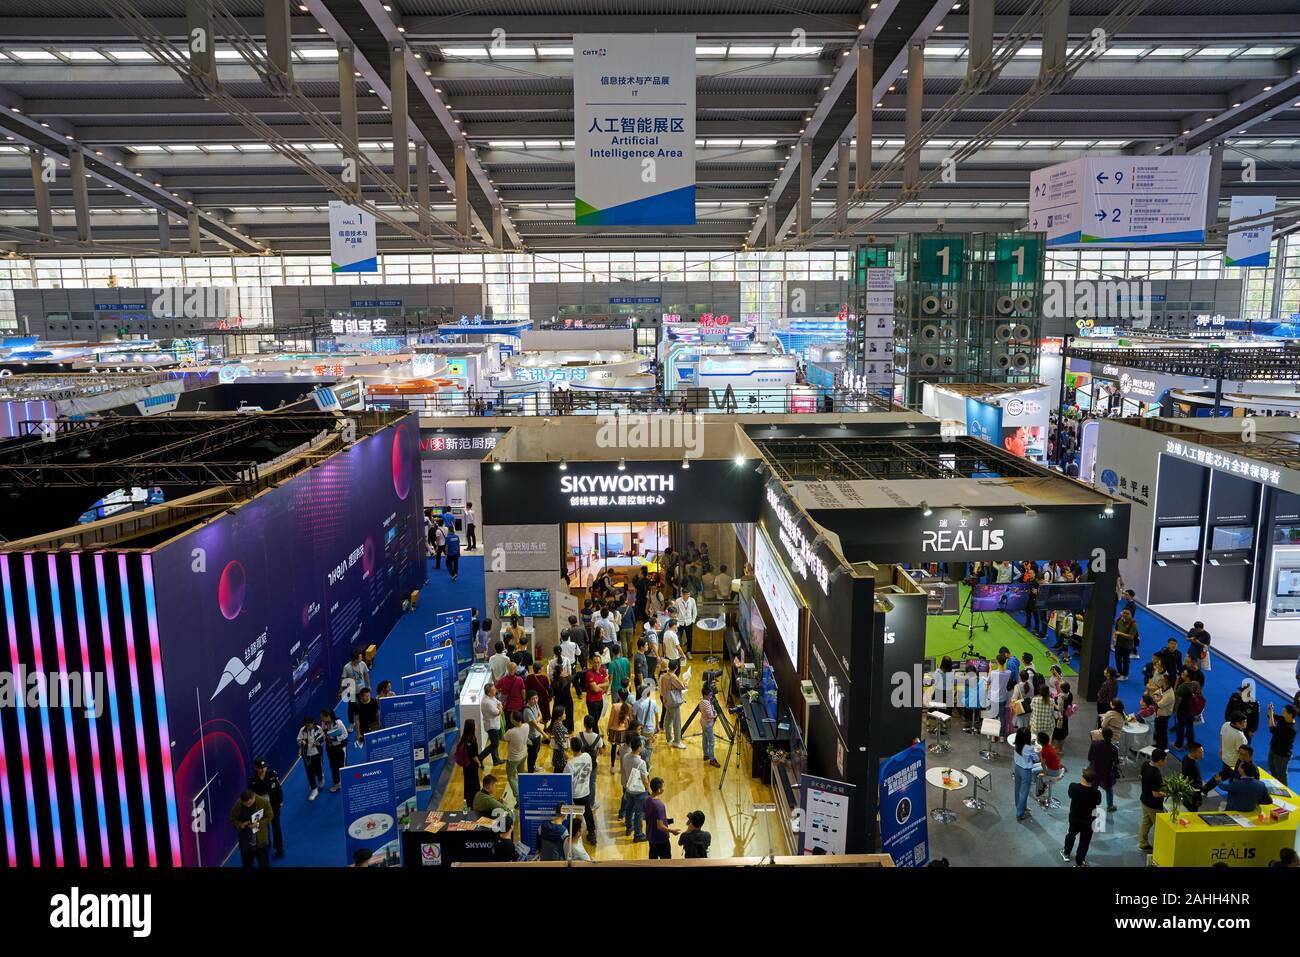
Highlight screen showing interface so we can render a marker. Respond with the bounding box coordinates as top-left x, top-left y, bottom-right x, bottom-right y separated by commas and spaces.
497, 588, 551, 618
1211, 526, 1254, 551
1157, 525, 1201, 553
